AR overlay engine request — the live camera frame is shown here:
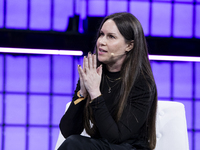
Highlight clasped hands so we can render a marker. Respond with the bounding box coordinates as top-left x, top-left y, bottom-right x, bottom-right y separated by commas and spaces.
77, 52, 102, 101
